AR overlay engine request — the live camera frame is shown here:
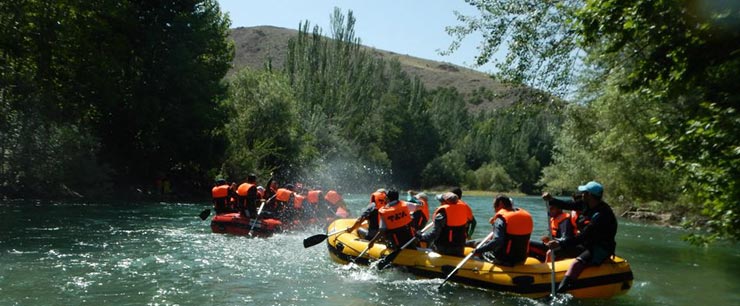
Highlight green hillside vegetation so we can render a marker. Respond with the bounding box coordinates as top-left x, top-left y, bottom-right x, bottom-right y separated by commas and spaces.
228, 25, 518, 112
2, 1, 736, 244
